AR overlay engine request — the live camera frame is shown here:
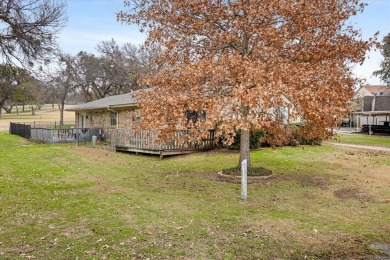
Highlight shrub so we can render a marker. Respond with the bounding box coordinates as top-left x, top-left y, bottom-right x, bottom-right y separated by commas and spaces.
289, 124, 323, 146
226, 129, 266, 150
223, 124, 322, 150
